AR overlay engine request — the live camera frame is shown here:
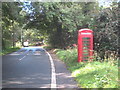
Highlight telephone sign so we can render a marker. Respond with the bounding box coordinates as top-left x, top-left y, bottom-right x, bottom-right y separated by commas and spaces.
78, 29, 93, 62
